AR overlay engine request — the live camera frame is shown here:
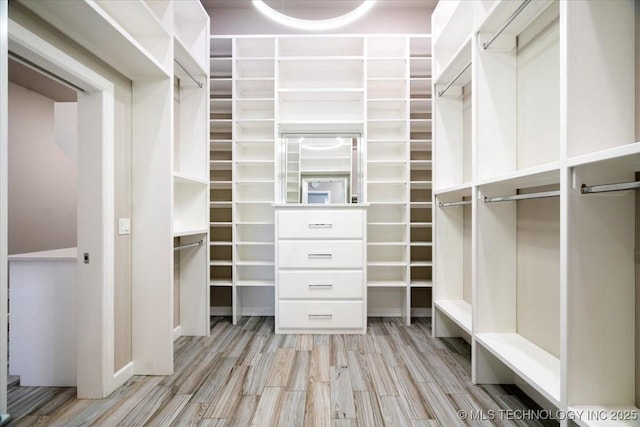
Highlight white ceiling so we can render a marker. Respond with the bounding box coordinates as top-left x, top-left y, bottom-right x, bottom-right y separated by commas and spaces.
201, 0, 437, 11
